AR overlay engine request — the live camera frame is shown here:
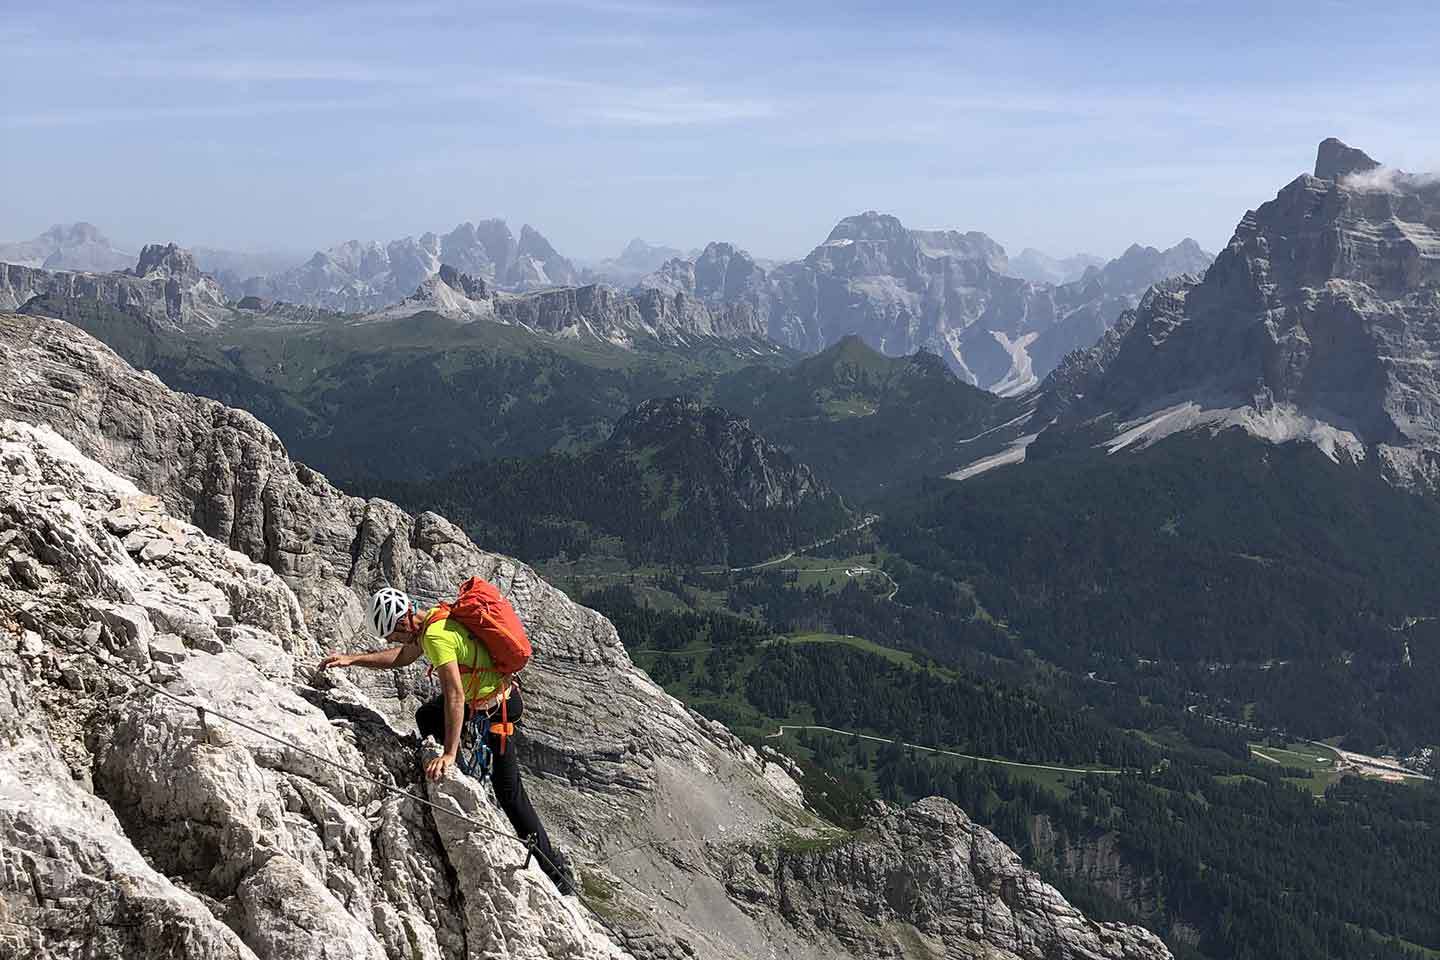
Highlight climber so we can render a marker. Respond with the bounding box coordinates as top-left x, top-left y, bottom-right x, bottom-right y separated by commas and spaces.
318, 587, 574, 895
